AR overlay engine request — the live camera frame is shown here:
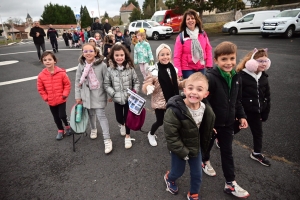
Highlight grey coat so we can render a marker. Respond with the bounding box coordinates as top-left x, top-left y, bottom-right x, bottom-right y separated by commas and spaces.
75, 55, 108, 109
104, 61, 140, 105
